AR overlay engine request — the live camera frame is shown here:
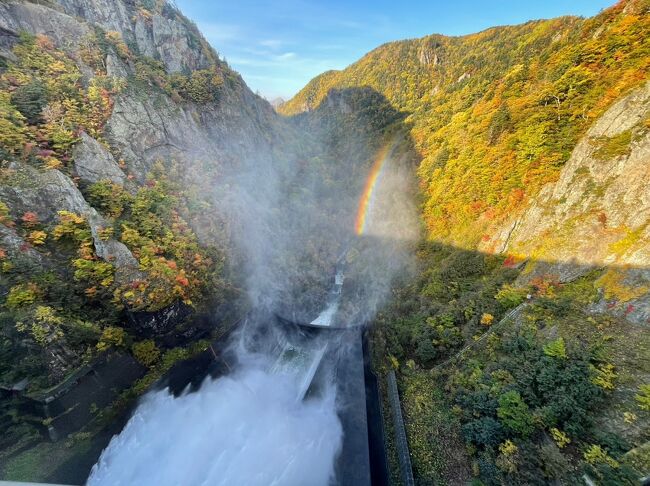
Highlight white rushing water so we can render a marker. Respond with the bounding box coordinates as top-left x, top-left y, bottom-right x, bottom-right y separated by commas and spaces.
310, 301, 339, 327
90, 271, 347, 486
88, 364, 342, 486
